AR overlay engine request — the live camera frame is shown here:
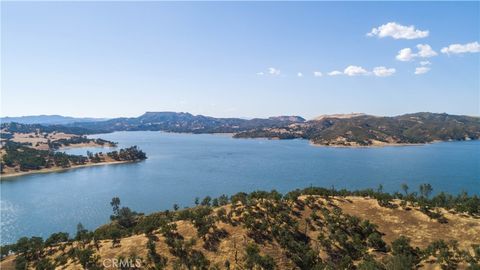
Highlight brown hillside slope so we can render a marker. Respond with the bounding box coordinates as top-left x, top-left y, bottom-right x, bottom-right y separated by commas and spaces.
1, 195, 479, 269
